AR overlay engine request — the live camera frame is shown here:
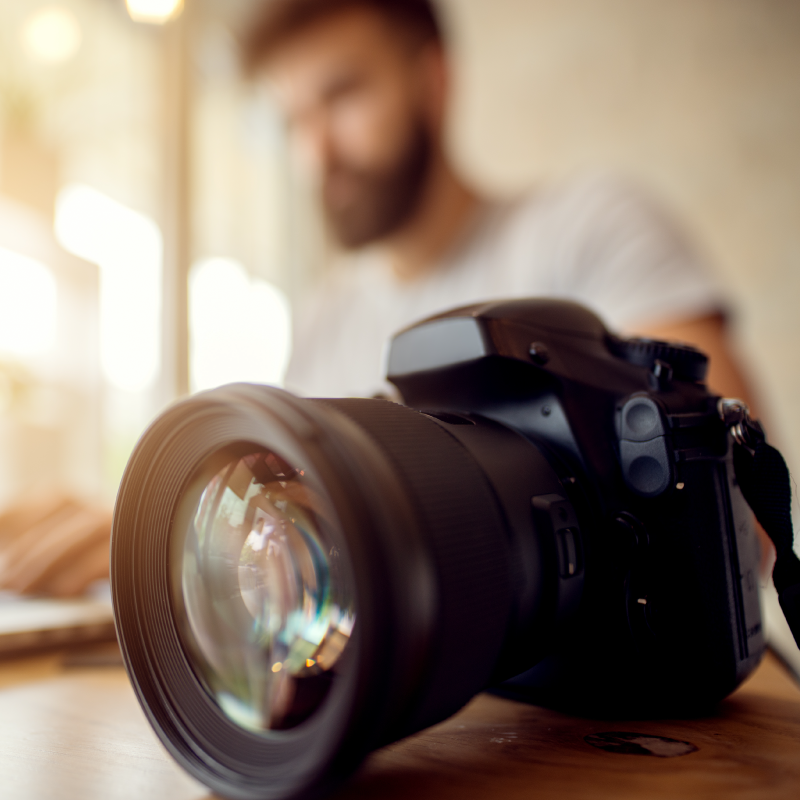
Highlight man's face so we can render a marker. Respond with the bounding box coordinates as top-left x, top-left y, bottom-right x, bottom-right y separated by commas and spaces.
265, 9, 442, 248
